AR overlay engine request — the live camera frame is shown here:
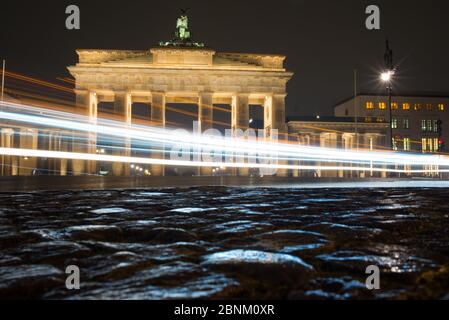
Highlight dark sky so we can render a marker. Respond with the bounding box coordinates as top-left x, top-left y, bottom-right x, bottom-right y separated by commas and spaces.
1, 0, 449, 117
